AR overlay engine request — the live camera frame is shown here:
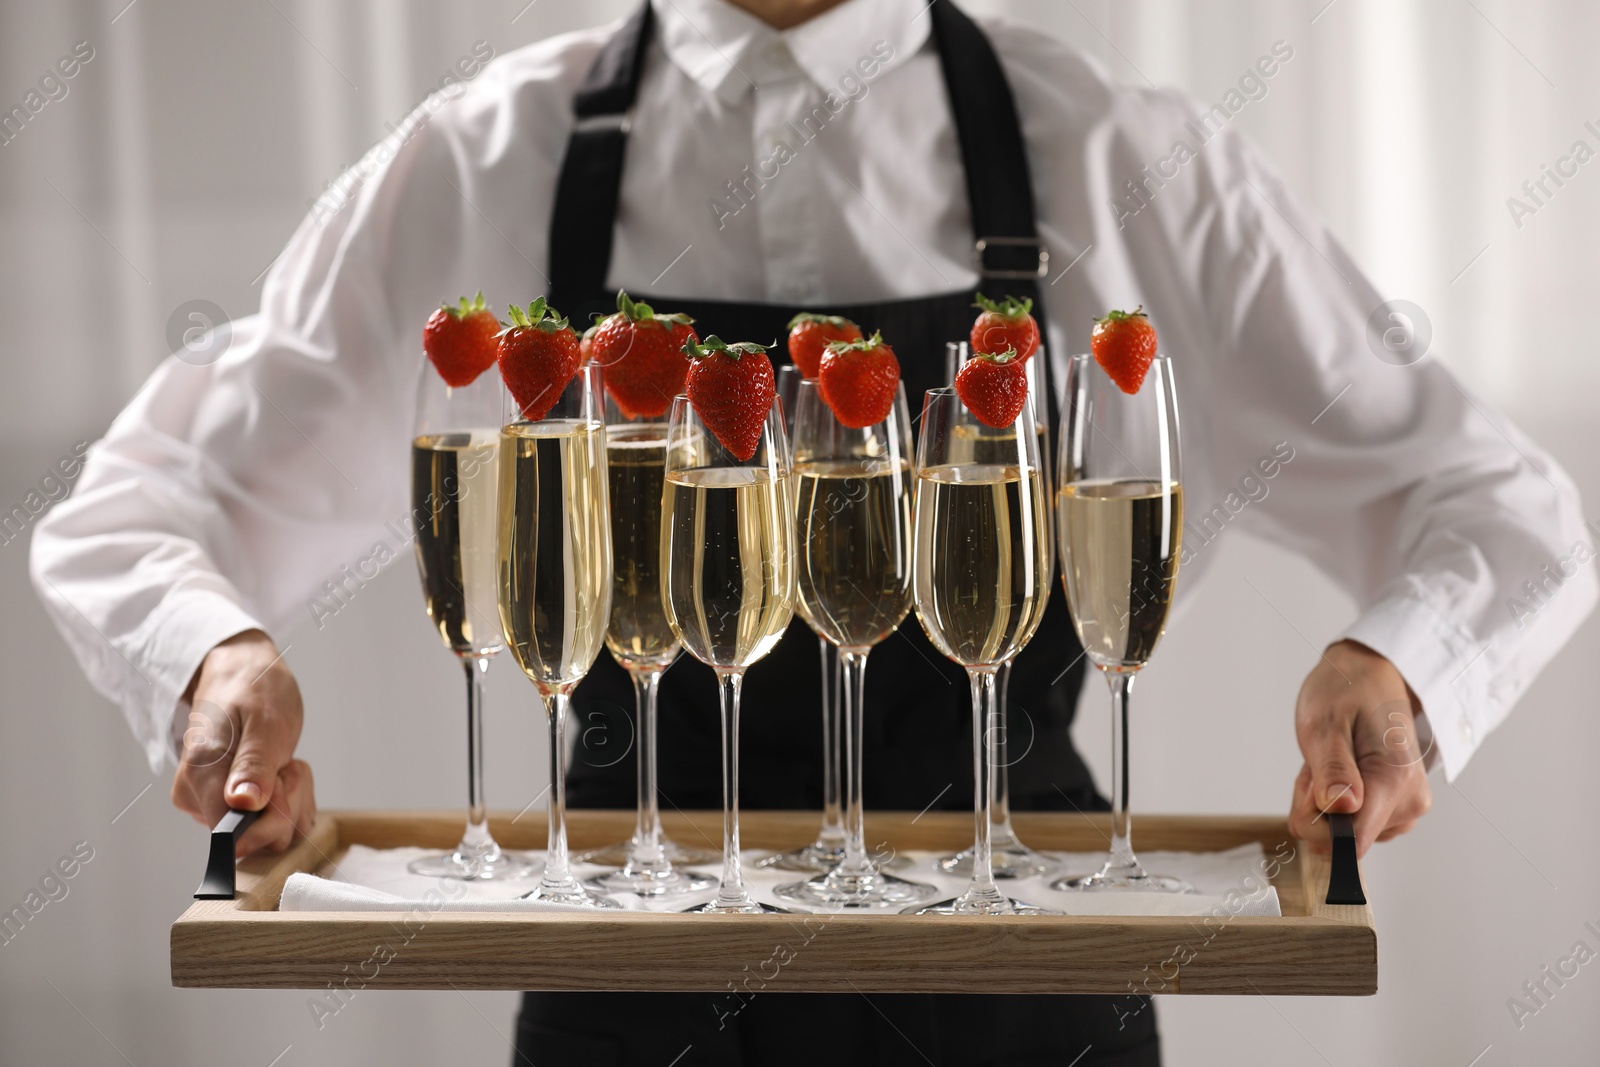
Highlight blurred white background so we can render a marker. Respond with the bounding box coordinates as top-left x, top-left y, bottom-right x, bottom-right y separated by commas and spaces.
2, 1, 1597, 1064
